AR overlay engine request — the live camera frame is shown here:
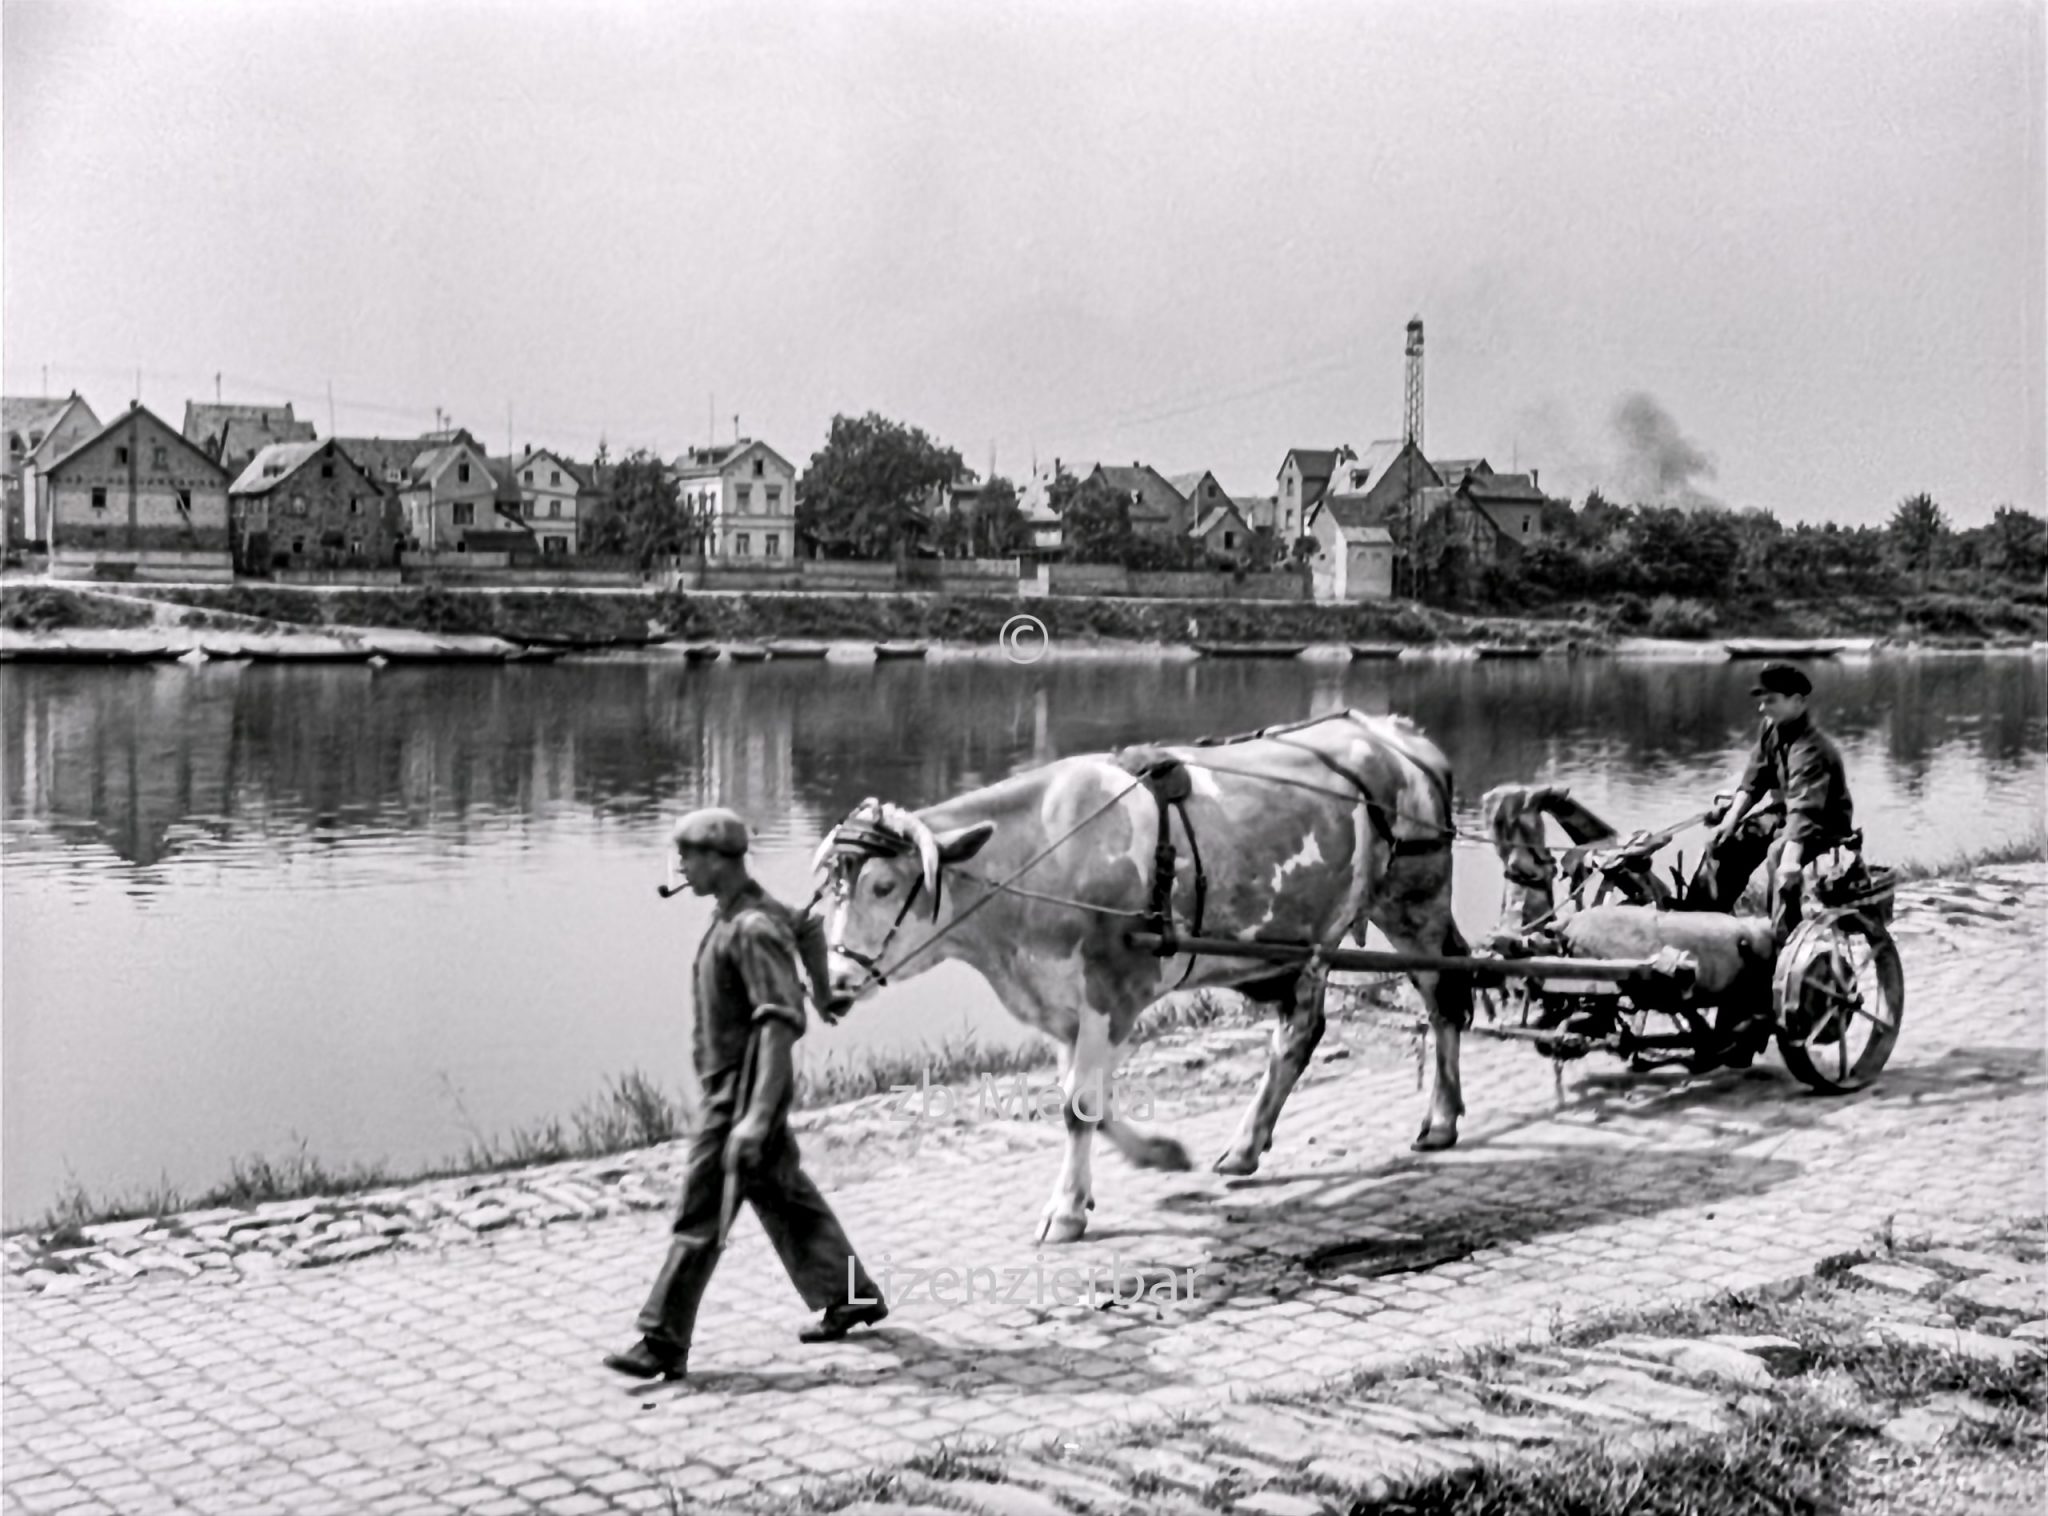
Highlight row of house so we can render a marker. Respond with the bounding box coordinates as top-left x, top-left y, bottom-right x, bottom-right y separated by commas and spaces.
1007, 438, 1552, 599
1, 390, 818, 580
